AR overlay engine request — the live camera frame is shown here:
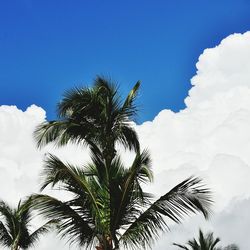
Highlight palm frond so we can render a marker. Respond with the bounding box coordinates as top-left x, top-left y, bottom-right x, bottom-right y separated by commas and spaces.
116, 124, 140, 152
34, 120, 93, 149
86, 143, 107, 183
174, 230, 239, 250
120, 177, 212, 249
0, 198, 55, 249
31, 194, 95, 248
187, 239, 200, 250
201, 230, 220, 249
0, 201, 16, 241
0, 221, 12, 247
28, 219, 57, 247
57, 86, 94, 118
34, 77, 141, 154
110, 150, 153, 233
121, 81, 140, 119
40, 154, 101, 216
